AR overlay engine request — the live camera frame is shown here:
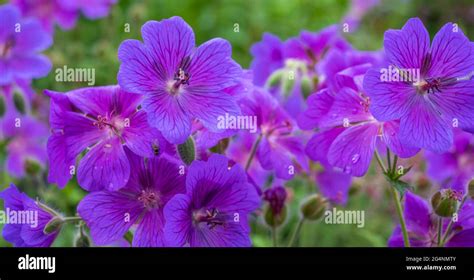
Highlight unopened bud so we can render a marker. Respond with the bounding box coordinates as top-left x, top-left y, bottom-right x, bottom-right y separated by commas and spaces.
13, 91, 26, 114
431, 189, 461, 218
300, 75, 313, 99
468, 180, 474, 199
265, 69, 284, 88
264, 204, 287, 228
300, 194, 327, 221
0, 95, 5, 117
177, 137, 195, 165
43, 217, 64, 234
